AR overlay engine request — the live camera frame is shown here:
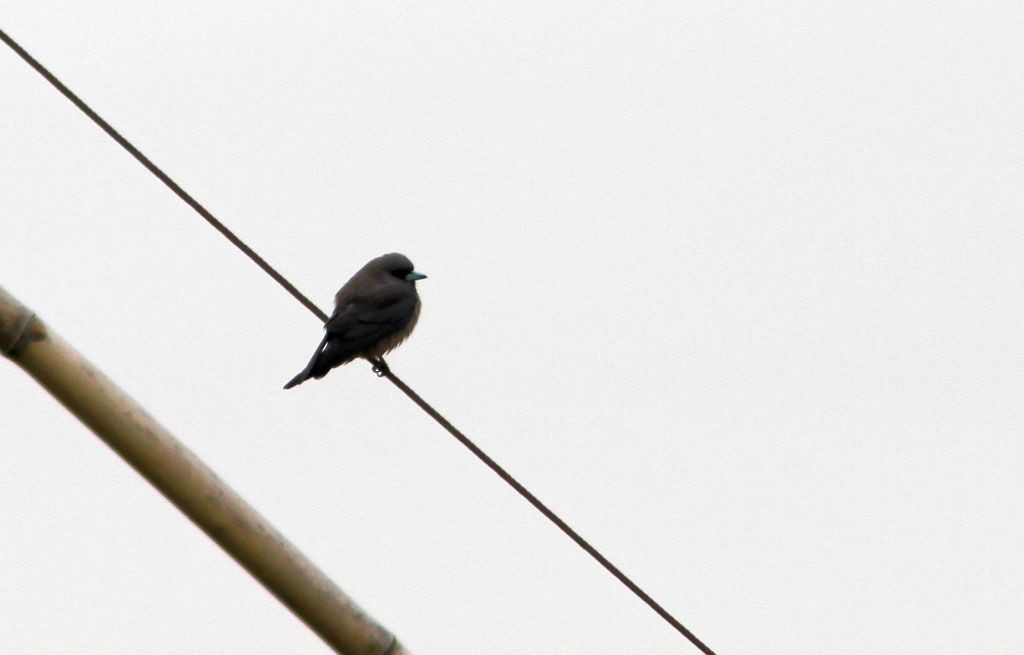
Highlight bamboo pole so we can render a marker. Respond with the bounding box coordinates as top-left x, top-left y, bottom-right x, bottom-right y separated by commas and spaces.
0, 285, 406, 655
